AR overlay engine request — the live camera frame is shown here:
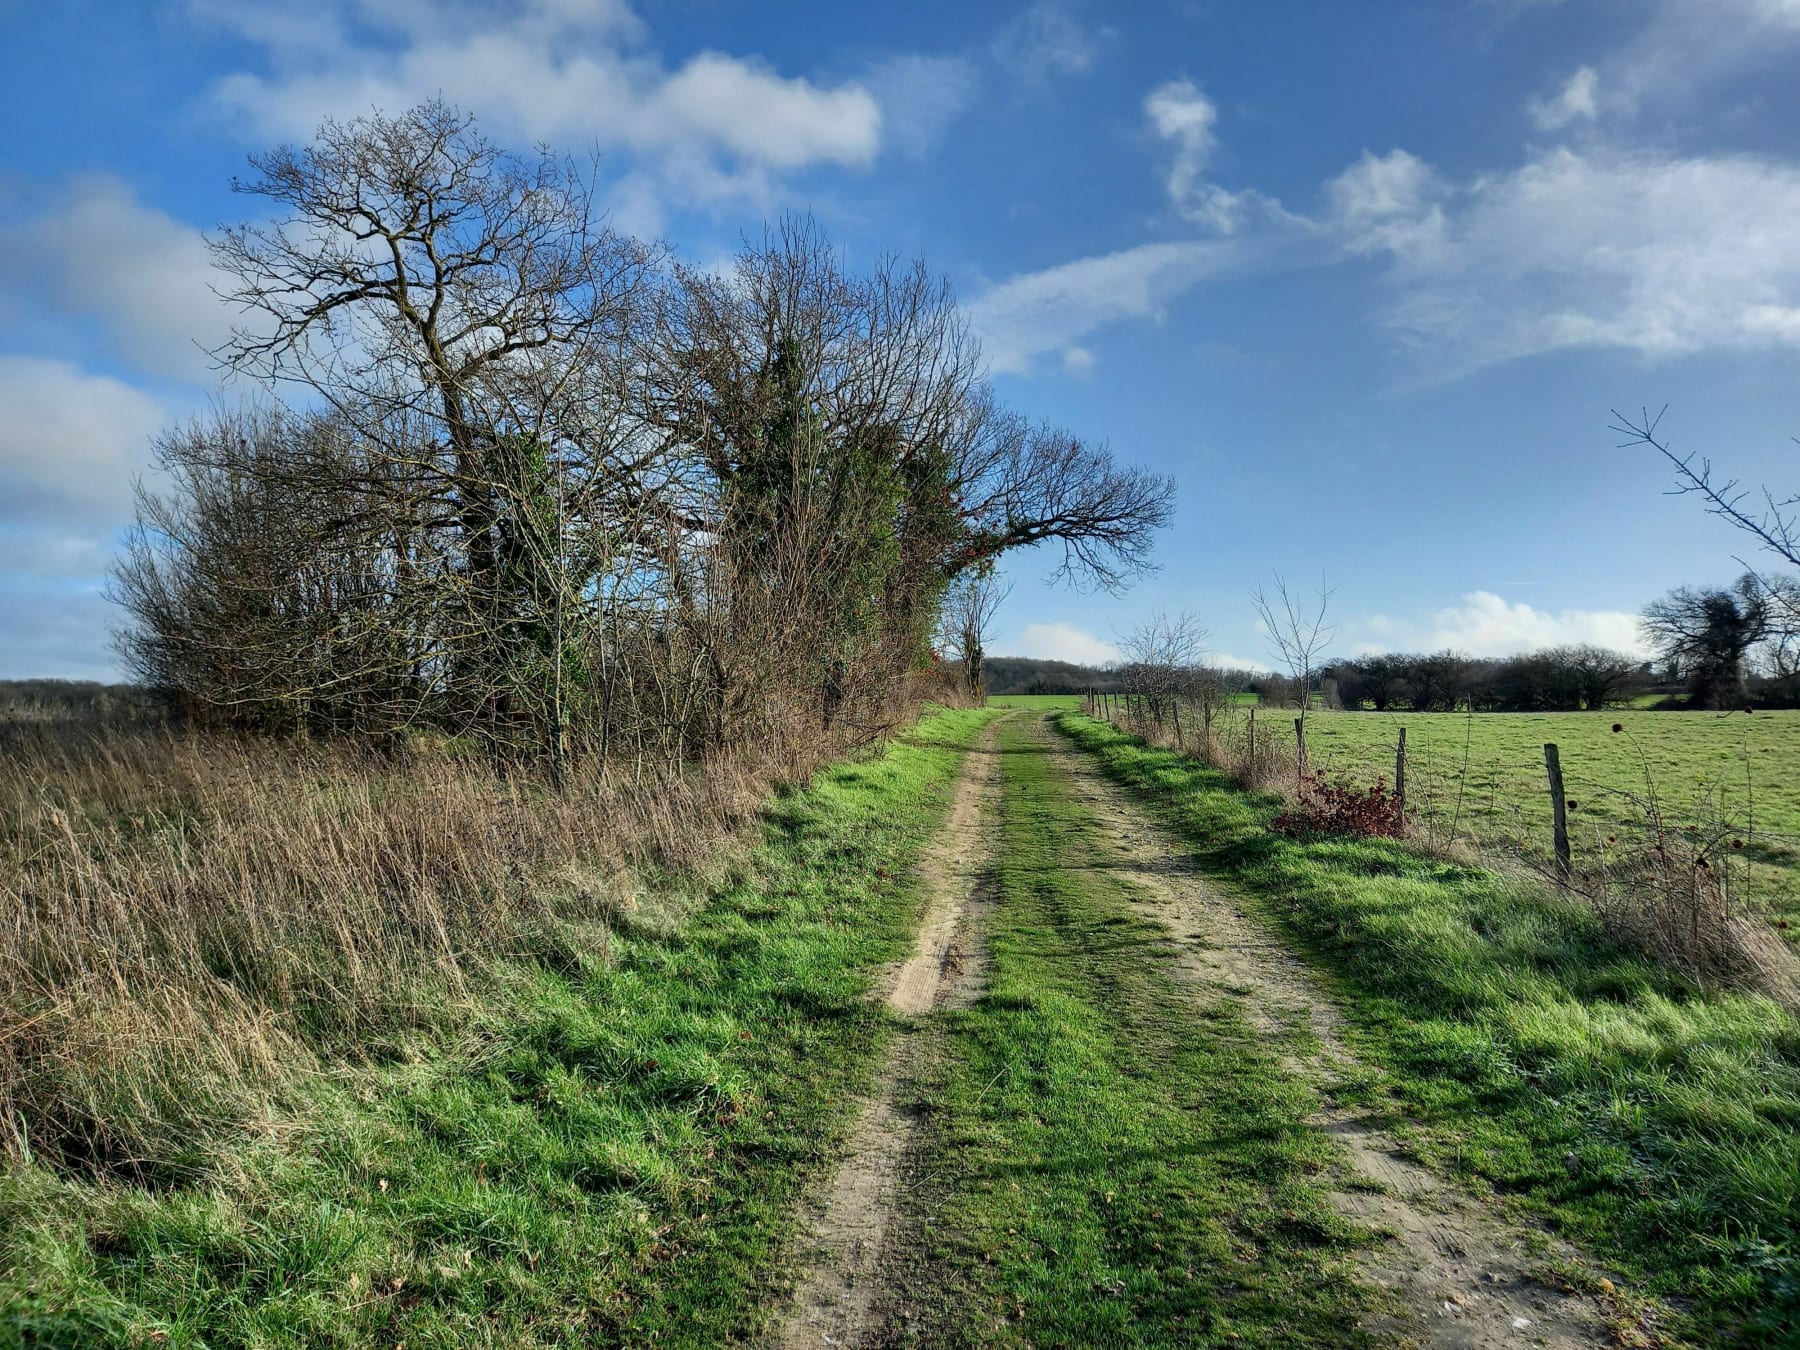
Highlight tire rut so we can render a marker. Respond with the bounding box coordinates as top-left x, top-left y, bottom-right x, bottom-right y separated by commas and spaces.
770, 716, 1005, 1349
1039, 714, 1621, 1350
